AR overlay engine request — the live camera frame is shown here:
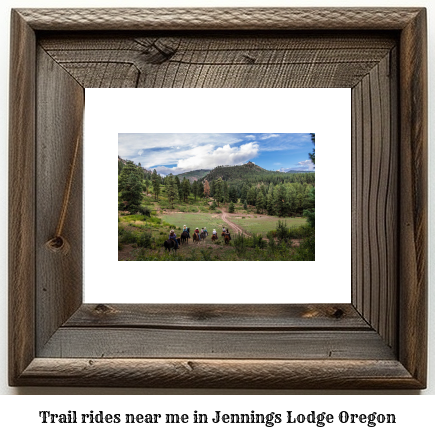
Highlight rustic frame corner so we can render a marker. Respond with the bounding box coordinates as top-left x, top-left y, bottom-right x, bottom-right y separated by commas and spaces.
9, 8, 427, 389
